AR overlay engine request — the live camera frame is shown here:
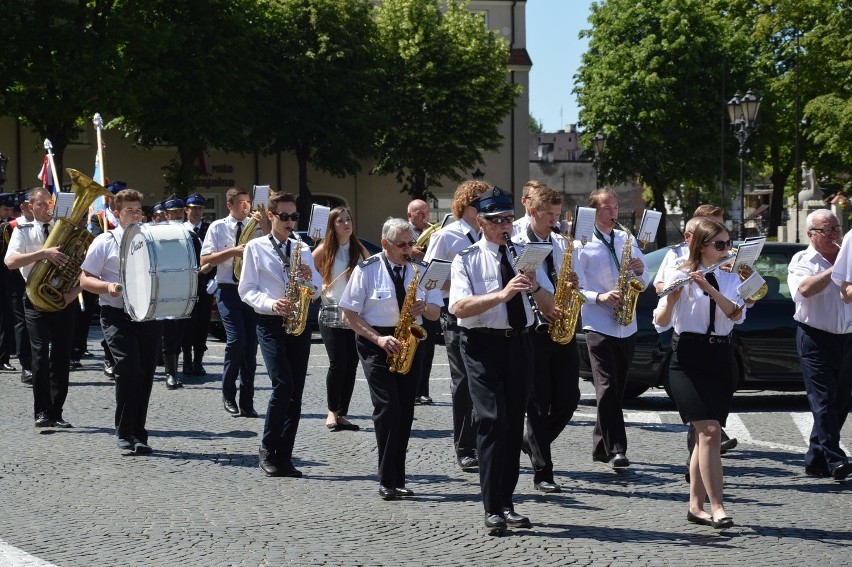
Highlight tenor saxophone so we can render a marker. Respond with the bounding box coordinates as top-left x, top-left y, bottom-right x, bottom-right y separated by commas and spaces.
548, 237, 585, 344
612, 222, 643, 326
232, 216, 258, 283
388, 258, 428, 375
282, 235, 317, 336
